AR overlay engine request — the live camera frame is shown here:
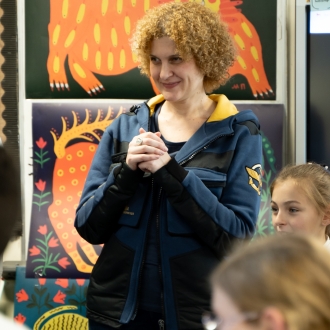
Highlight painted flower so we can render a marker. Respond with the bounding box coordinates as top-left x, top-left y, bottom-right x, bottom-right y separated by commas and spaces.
55, 278, 69, 288
76, 279, 85, 286
58, 257, 71, 269
53, 290, 66, 304
35, 179, 46, 192
37, 225, 47, 235
36, 137, 47, 149
48, 236, 59, 247
16, 289, 29, 302
29, 245, 41, 256
14, 313, 26, 324
38, 278, 46, 286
